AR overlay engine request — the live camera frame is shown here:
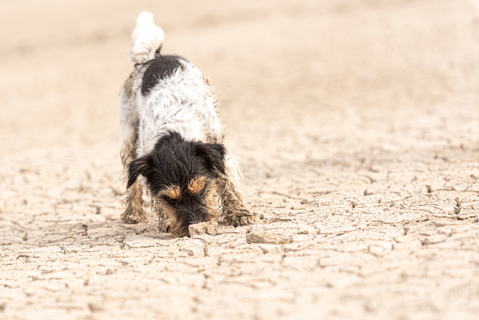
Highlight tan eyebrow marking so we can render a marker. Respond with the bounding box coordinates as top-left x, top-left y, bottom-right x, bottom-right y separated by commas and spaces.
188, 176, 206, 194
162, 185, 181, 199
